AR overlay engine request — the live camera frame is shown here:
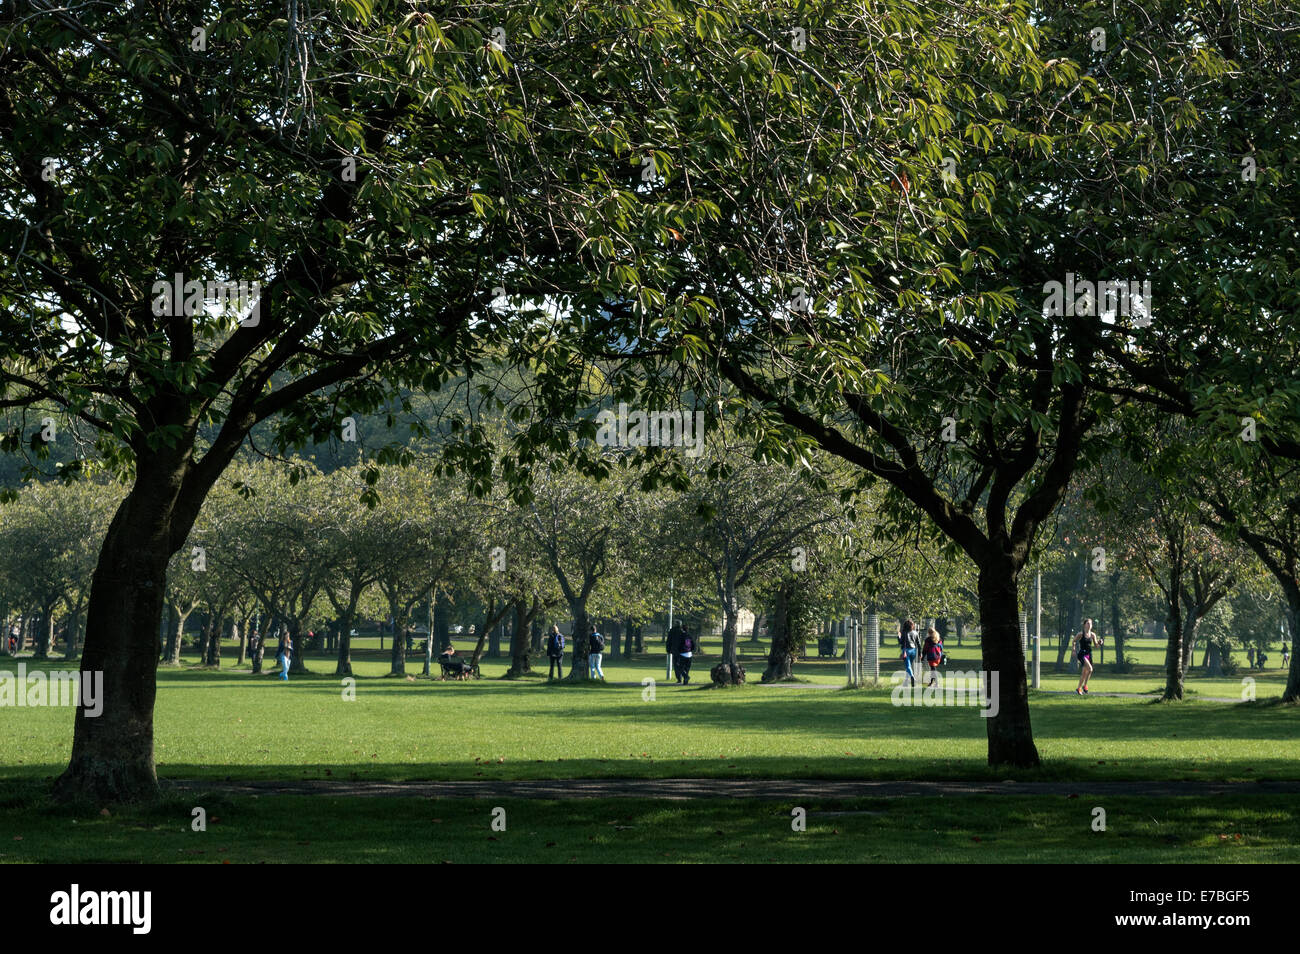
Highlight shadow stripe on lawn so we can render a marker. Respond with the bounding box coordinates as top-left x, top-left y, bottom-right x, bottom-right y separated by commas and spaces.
166, 778, 1300, 799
